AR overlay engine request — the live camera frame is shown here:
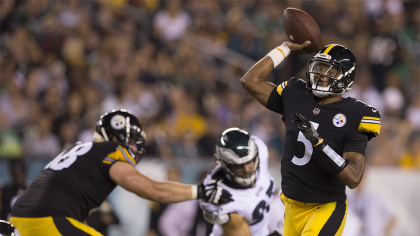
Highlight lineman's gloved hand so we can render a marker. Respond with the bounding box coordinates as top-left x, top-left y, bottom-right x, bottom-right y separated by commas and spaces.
292, 113, 323, 146
197, 179, 233, 205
